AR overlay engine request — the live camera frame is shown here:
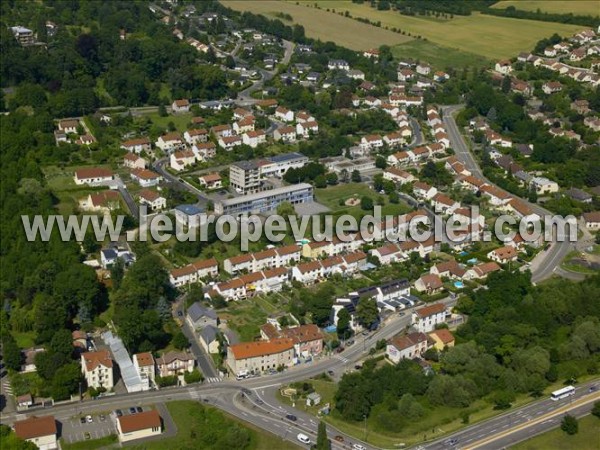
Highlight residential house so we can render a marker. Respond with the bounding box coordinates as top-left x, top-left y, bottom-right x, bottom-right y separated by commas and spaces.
416, 63, 431, 76
530, 176, 559, 194
328, 59, 350, 71
170, 149, 196, 172
275, 106, 294, 122
133, 353, 156, 386
211, 124, 233, 138
172, 99, 190, 113
296, 121, 318, 137
565, 188, 592, 204
432, 193, 460, 215
243, 130, 267, 148
233, 117, 255, 135
495, 60, 513, 75
156, 351, 194, 377
411, 303, 447, 333
487, 246, 518, 264
138, 189, 166, 211
466, 261, 502, 280
227, 338, 295, 375
169, 258, 219, 287
386, 332, 429, 364
542, 81, 563, 94
74, 168, 113, 185
430, 260, 466, 280
198, 173, 222, 190
121, 137, 151, 154
274, 126, 297, 143
413, 182, 438, 200
194, 142, 217, 160
387, 151, 411, 166
428, 329, 455, 350
383, 167, 415, 185
218, 135, 243, 150
124, 153, 146, 170
116, 409, 162, 443
480, 185, 512, 206
200, 325, 220, 354
360, 134, 384, 151
414, 274, 444, 295
261, 323, 323, 357
130, 168, 162, 187
80, 191, 121, 214
174, 204, 204, 228
156, 132, 184, 152
184, 128, 209, 145
186, 302, 218, 330
14, 415, 58, 450
81, 350, 114, 390
582, 211, 600, 230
